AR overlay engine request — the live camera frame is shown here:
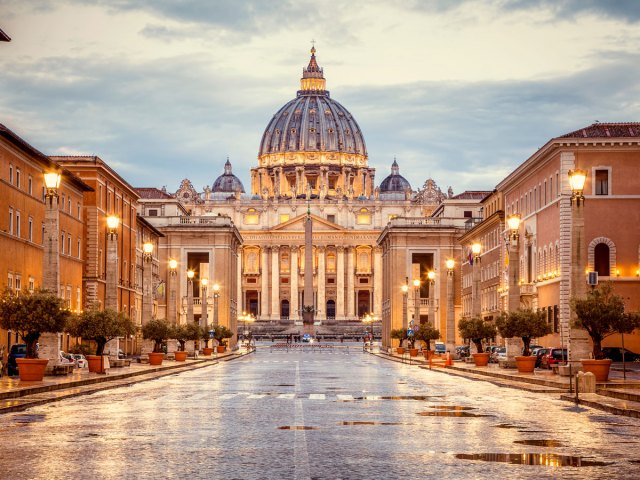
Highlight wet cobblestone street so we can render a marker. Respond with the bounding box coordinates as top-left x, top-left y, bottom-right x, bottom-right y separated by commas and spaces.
1, 344, 639, 479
